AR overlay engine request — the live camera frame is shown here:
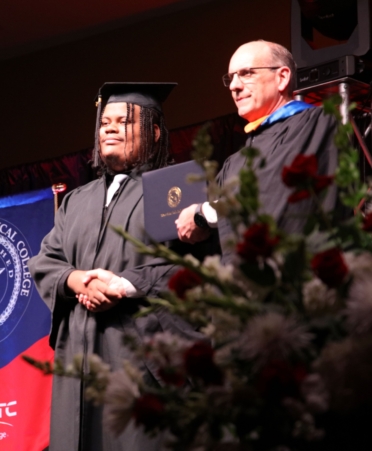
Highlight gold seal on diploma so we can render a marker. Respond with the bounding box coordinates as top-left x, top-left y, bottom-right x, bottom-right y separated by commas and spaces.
167, 186, 182, 208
